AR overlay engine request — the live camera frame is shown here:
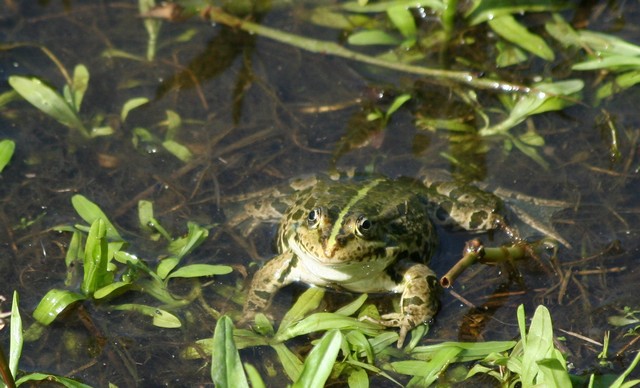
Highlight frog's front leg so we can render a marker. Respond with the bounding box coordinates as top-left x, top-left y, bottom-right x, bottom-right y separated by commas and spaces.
378, 261, 440, 348
242, 251, 296, 323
